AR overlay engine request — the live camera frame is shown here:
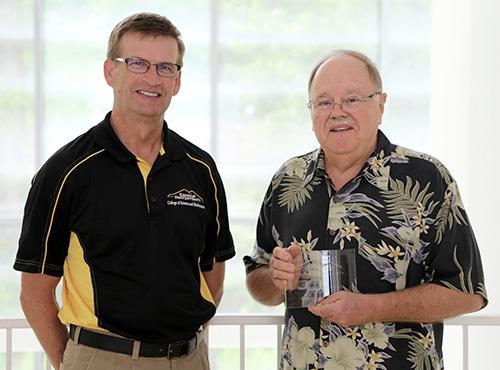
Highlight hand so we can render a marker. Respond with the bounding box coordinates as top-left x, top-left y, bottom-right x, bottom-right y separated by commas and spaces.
269, 244, 304, 290
308, 291, 373, 327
